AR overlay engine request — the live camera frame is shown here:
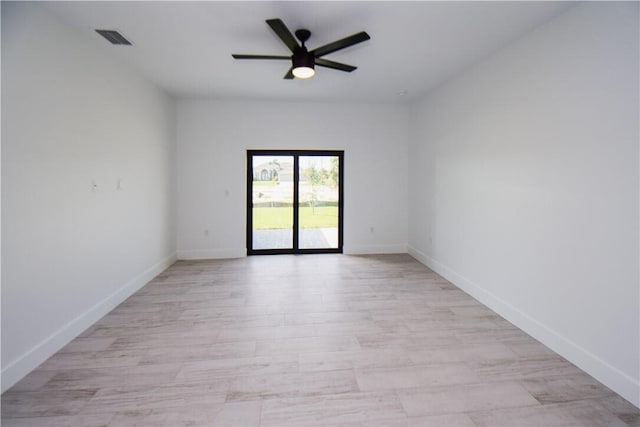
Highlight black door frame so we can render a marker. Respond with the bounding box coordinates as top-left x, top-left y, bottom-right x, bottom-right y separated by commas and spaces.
247, 150, 344, 255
